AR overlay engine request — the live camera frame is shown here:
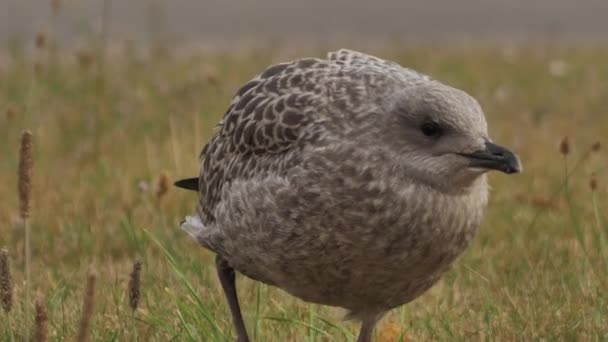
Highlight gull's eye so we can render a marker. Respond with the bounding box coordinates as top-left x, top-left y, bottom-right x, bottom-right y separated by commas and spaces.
420, 121, 442, 138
